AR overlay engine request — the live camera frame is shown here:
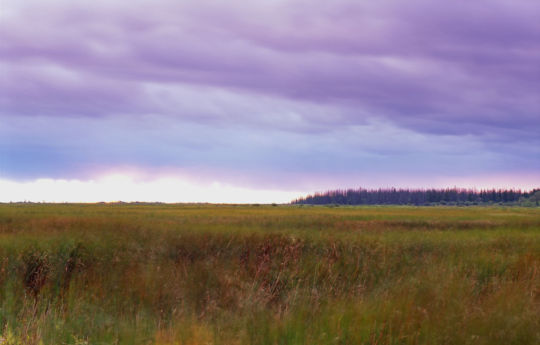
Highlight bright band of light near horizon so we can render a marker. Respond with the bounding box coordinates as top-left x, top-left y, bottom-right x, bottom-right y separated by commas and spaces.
1, 173, 537, 204
1, 0, 539, 202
